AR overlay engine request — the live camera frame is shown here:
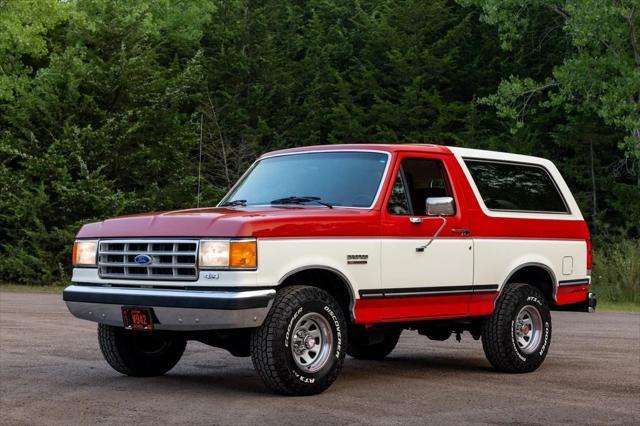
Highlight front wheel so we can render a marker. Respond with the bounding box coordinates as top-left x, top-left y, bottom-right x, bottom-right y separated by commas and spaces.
250, 286, 347, 395
98, 324, 186, 377
481, 283, 552, 373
